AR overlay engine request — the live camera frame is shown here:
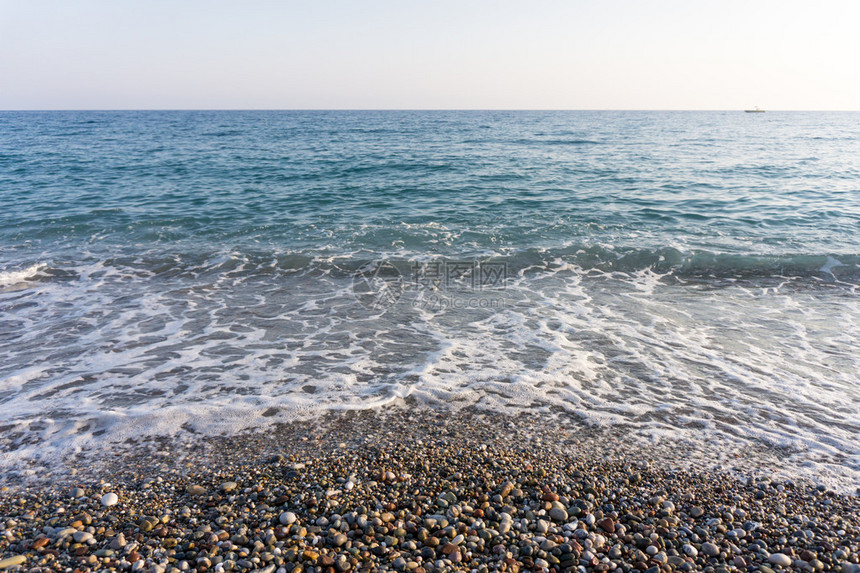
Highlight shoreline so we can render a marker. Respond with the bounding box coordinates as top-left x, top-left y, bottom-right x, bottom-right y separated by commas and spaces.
1, 407, 859, 572
2, 402, 857, 495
